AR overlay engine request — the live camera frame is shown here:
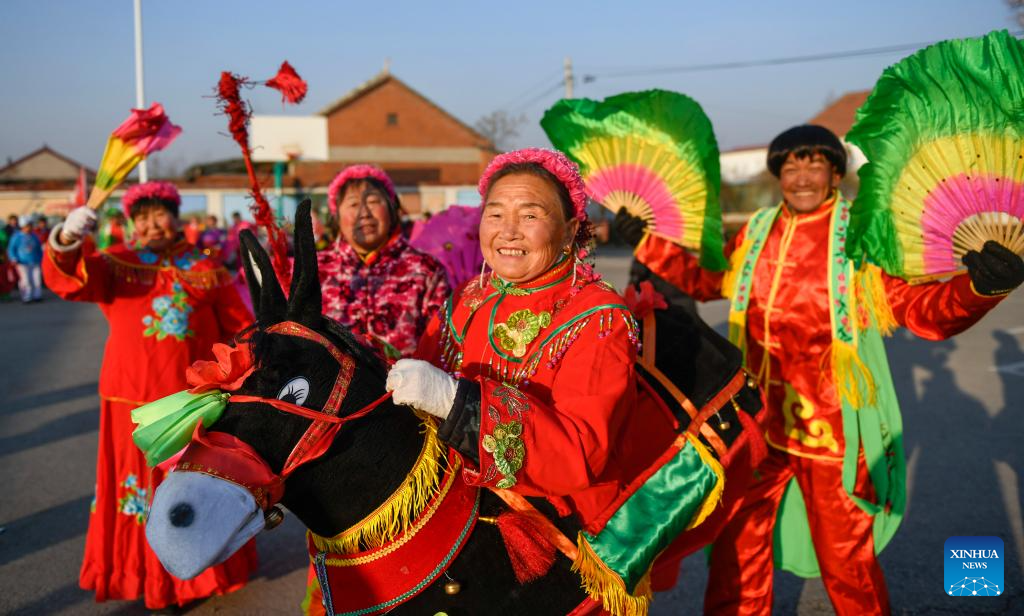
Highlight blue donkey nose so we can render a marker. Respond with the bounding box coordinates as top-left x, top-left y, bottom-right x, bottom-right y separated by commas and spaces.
169, 502, 195, 528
